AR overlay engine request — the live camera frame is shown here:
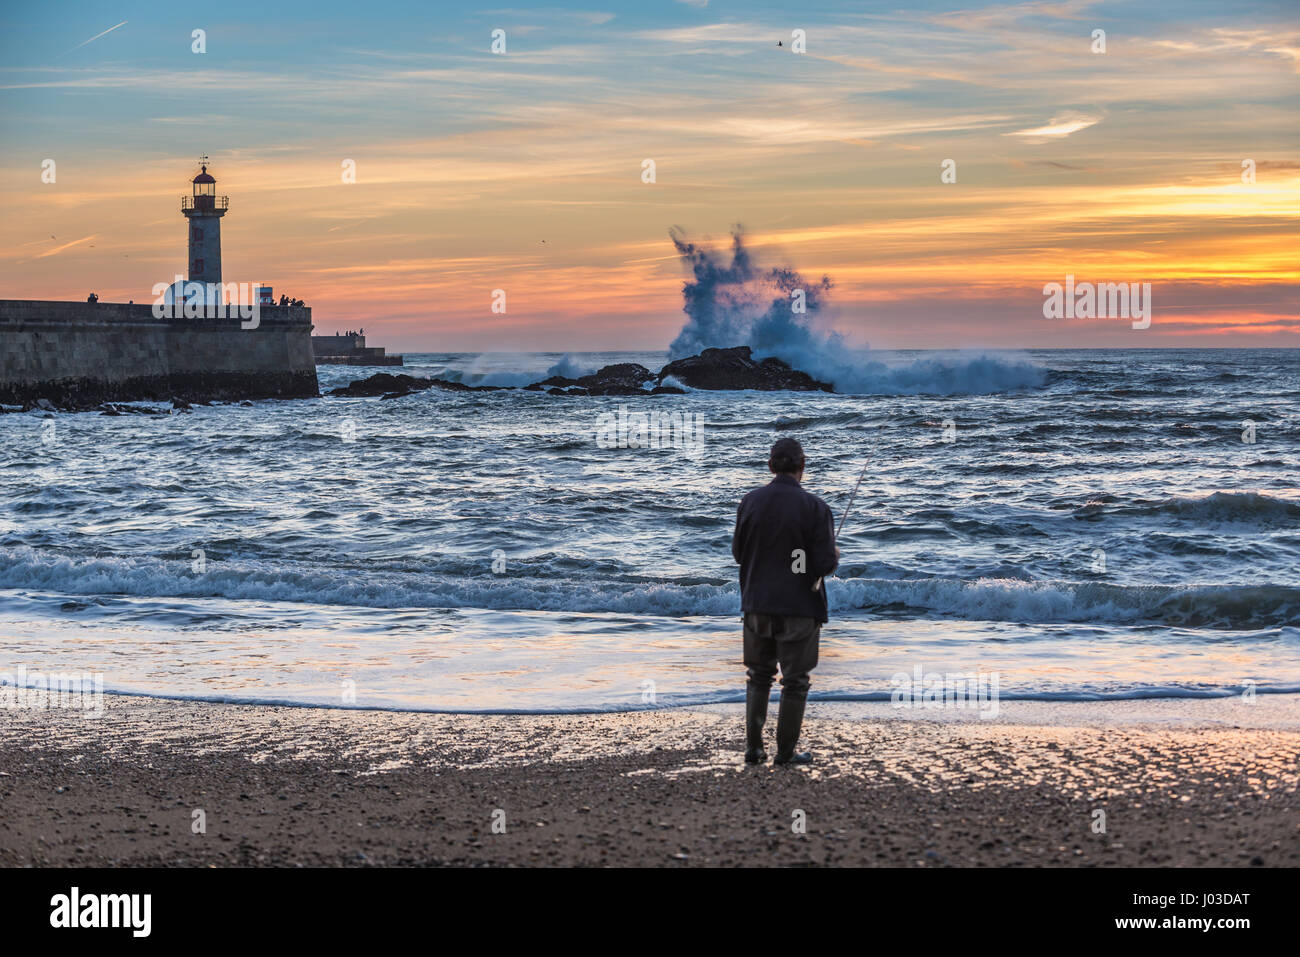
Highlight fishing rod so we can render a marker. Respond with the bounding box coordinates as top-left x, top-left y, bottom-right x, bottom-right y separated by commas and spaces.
813, 460, 869, 592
